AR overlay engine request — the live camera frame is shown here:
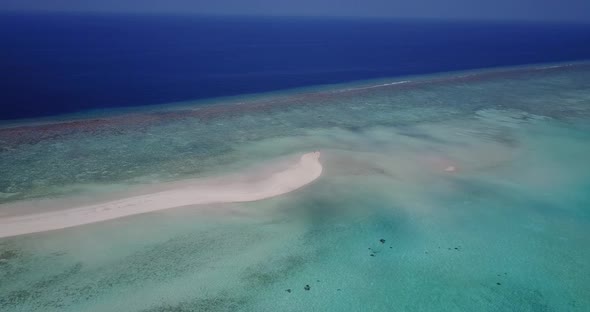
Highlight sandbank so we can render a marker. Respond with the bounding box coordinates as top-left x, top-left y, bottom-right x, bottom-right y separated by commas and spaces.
0, 152, 322, 238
